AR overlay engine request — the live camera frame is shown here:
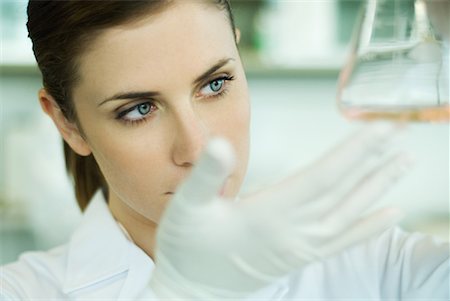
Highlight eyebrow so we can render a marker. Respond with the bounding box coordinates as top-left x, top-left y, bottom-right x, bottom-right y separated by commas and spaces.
97, 57, 235, 107
98, 91, 160, 107
192, 57, 235, 86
